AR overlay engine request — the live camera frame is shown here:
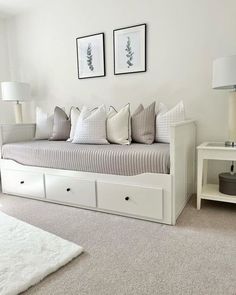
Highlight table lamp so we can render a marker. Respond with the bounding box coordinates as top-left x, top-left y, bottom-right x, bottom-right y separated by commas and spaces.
1, 81, 30, 124
212, 55, 236, 147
